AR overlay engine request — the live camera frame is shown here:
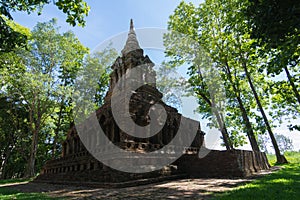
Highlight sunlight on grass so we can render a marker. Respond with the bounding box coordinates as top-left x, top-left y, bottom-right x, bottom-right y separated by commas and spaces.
238, 183, 260, 189
212, 151, 300, 200
268, 178, 293, 184
266, 154, 276, 165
